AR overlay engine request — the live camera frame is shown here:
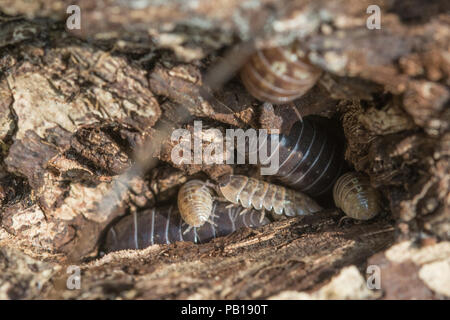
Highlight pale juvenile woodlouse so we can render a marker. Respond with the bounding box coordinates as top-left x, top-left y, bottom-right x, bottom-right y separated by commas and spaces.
177, 179, 216, 231
333, 172, 382, 220
256, 117, 345, 197
102, 203, 270, 252
240, 41, 322, 104
216, 175, 322, 219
